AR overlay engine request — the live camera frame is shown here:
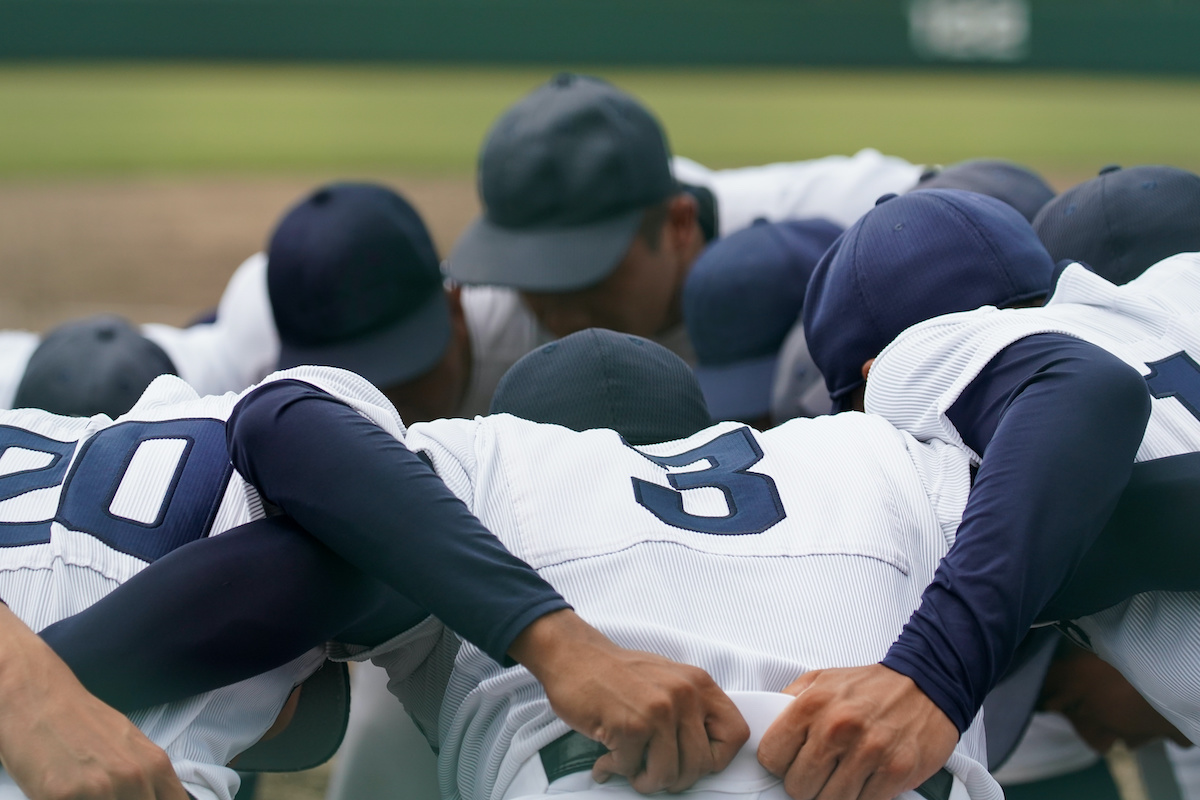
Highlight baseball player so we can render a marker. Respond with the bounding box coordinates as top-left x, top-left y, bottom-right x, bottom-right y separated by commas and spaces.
41, 329, 1200, 800
445, 73, 920, 356
25, 332, 991, 800
0, 363, 744, 799
264, 182, 556, 424
798, 187, 1200, 798
0, 249, 277, 414
682, 218, 843, 428
10, 315, 179, 419
1032, 164, 1200, 286
906, 159, 1055, 223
